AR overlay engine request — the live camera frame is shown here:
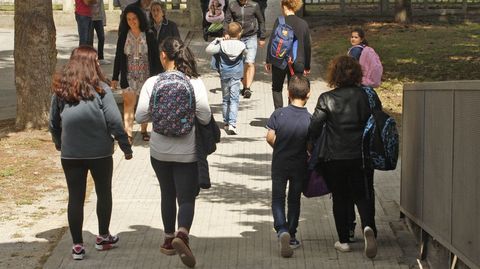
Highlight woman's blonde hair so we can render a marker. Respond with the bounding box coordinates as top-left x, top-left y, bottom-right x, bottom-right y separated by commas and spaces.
281, 0, 303, 12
